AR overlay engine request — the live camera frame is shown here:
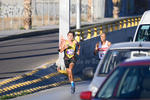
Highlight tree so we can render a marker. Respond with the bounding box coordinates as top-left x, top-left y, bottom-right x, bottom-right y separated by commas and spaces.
88, 0, 93, 22
112, 0, 121, 18
23, 0, 32, 30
